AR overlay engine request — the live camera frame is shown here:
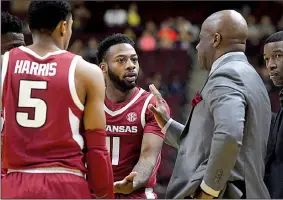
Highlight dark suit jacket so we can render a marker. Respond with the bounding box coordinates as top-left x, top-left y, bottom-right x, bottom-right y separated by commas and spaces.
264, 90, 283, 198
